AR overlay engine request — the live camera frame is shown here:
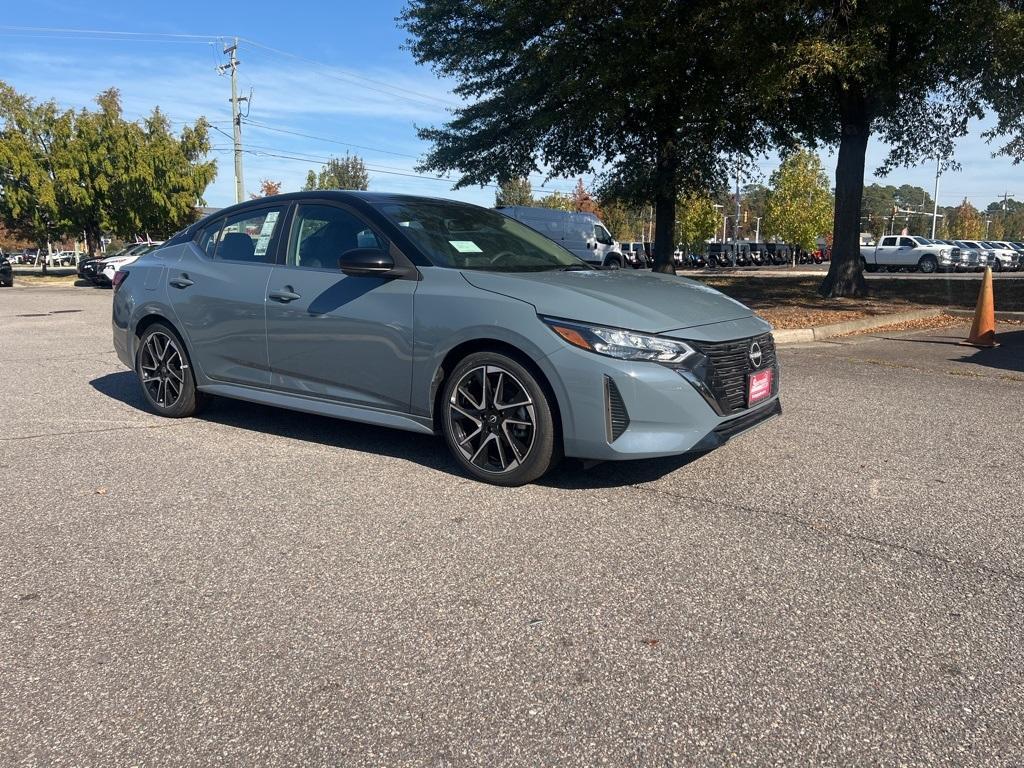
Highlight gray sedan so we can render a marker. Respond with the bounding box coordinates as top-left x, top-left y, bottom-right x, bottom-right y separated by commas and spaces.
112, 192, 779, 485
